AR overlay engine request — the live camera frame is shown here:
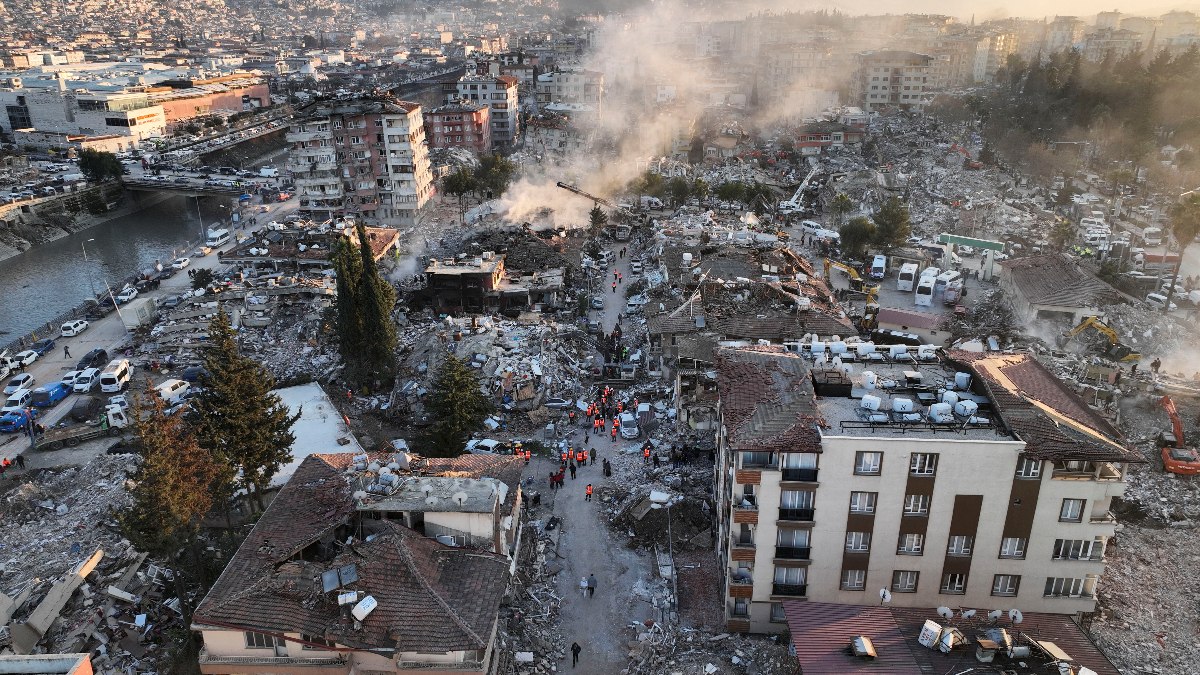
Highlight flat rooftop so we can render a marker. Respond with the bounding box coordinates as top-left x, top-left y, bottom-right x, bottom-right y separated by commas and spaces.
426, 254, 502, 275
355, 475, 508, 514
806, 346, 1008, 441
